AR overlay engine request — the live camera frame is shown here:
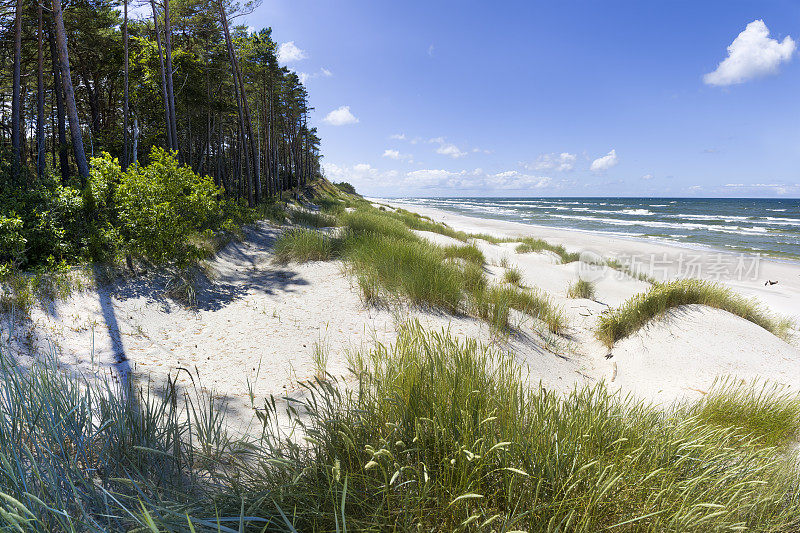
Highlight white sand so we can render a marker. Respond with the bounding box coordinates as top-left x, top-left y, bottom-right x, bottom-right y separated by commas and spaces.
3, 203, 800, 433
